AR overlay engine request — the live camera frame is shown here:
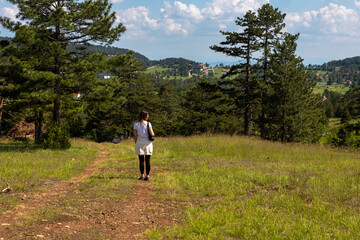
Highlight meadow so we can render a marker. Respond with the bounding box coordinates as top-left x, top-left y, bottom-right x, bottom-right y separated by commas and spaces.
145, 66, 225, 80
0, 140, 99, 211
1, 136, 360, 239
313, 82, 350, 95
147, 136, 360, 239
